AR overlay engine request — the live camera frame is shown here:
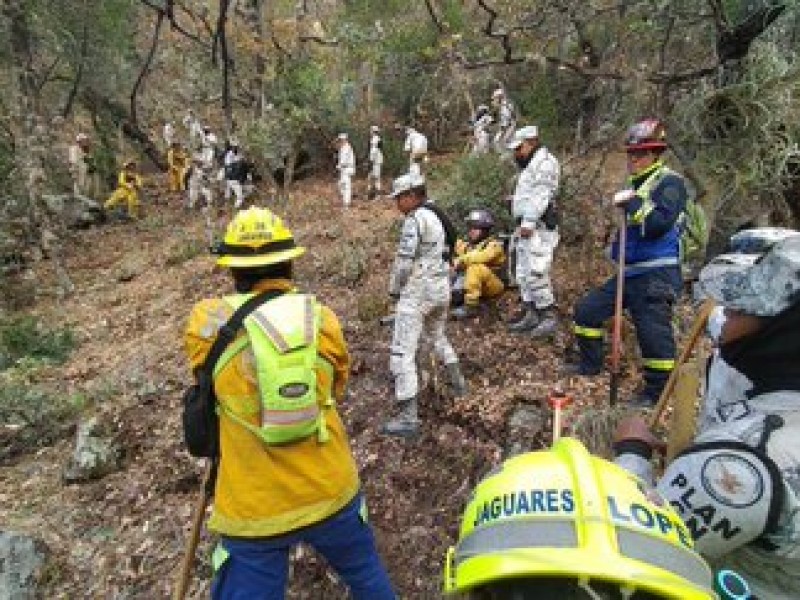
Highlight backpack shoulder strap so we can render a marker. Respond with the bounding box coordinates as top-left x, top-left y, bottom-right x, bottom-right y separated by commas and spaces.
421, 202, 457, 262
197, 289, 284, 386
